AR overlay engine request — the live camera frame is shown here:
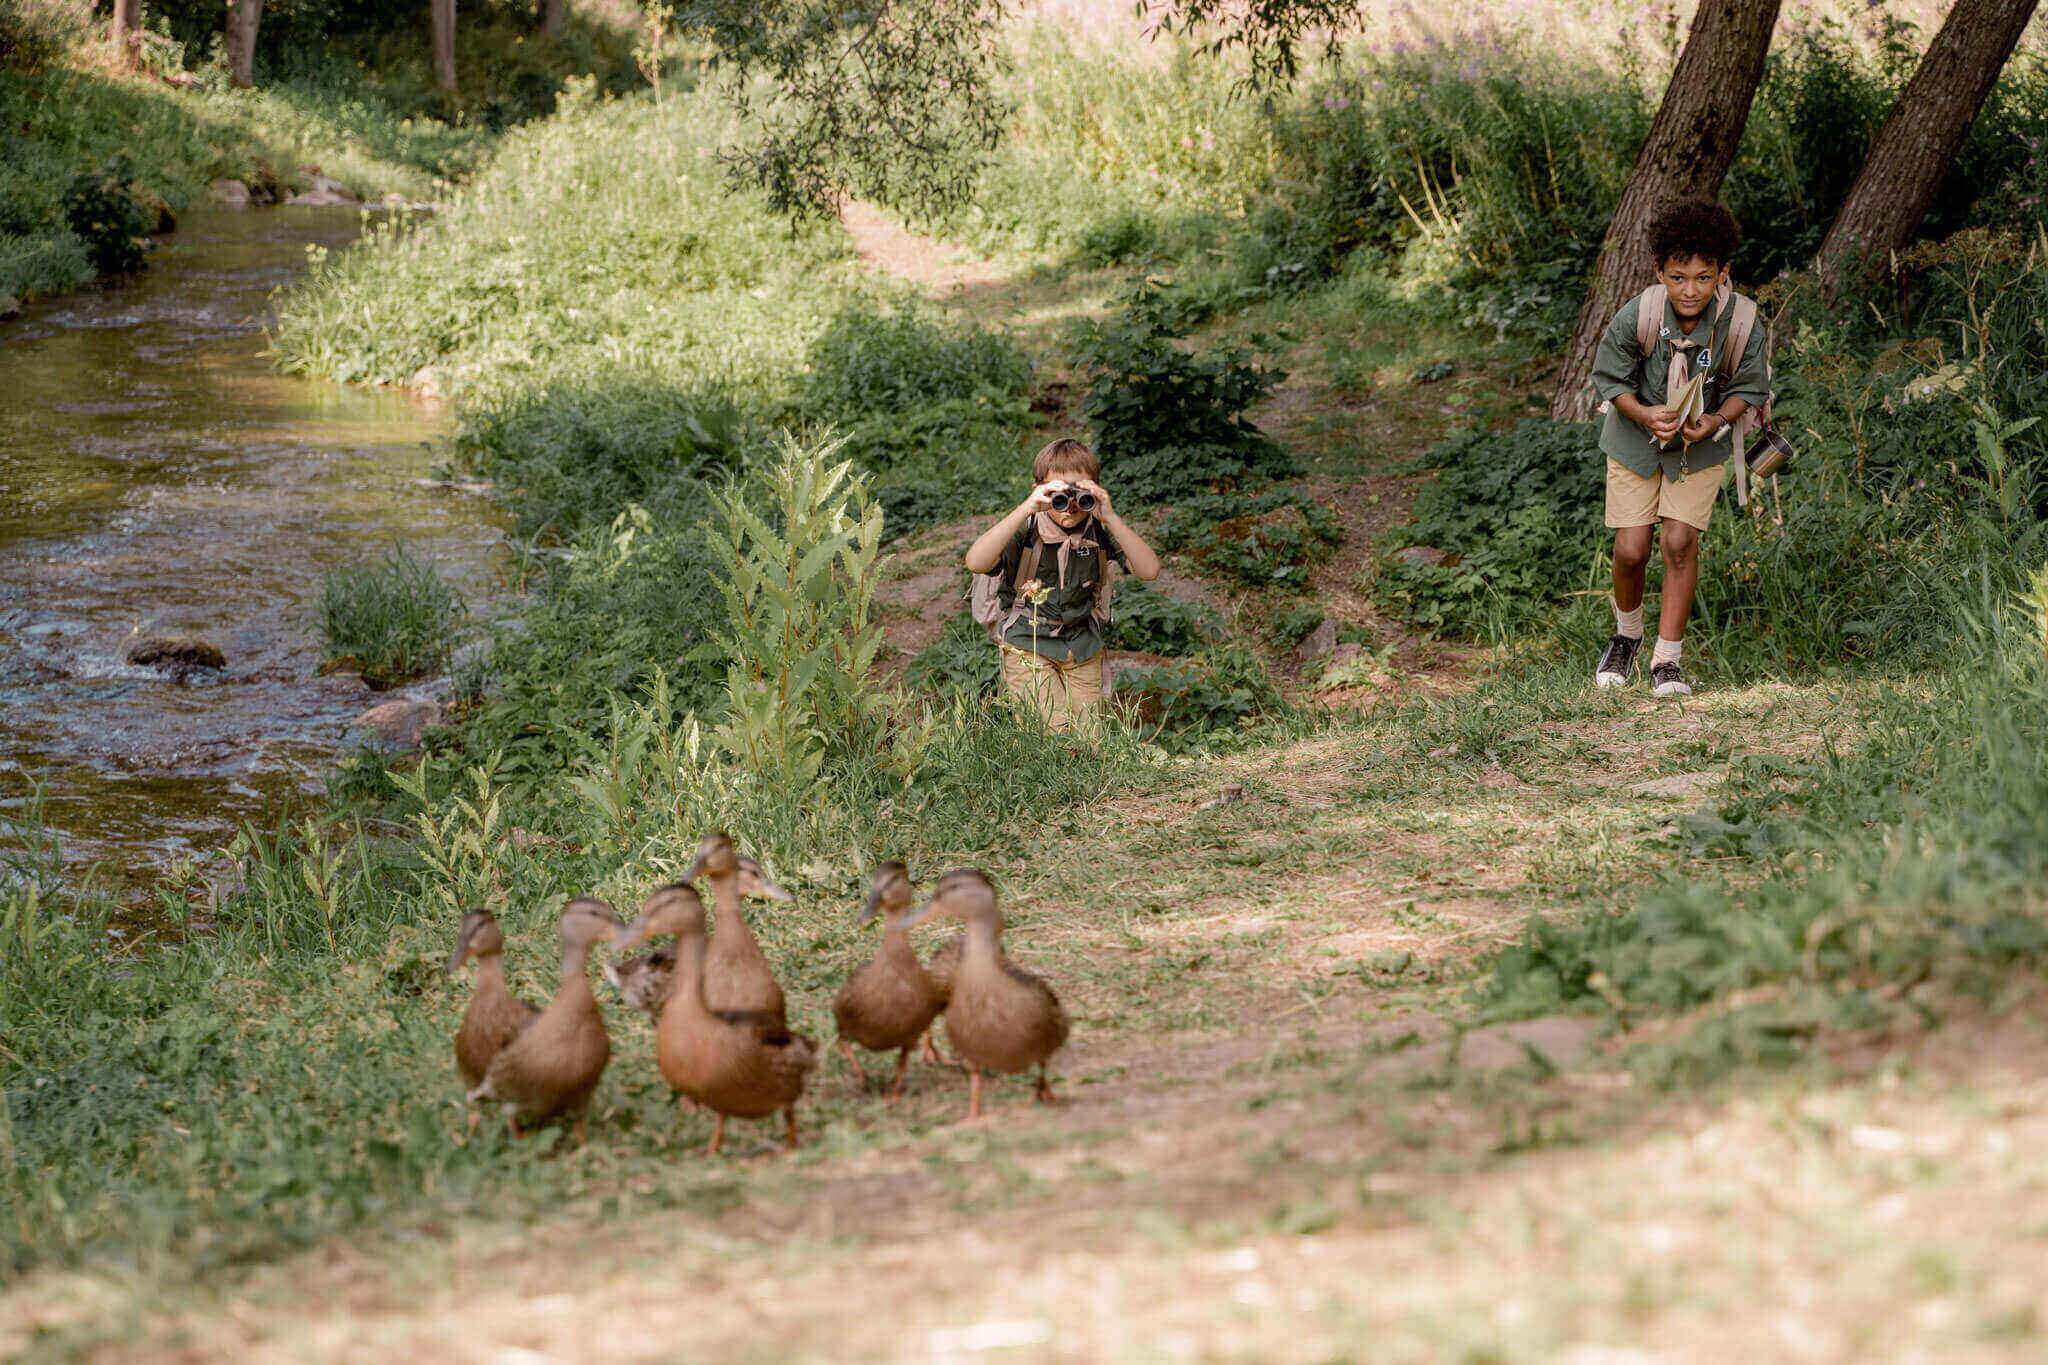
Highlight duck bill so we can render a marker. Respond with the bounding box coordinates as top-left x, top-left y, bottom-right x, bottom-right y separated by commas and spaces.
858, 887, 885, 927
445, 937, 475, 977
610, 917, 655, 955
901, 896, 947, 929
681, 854, 707, 885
